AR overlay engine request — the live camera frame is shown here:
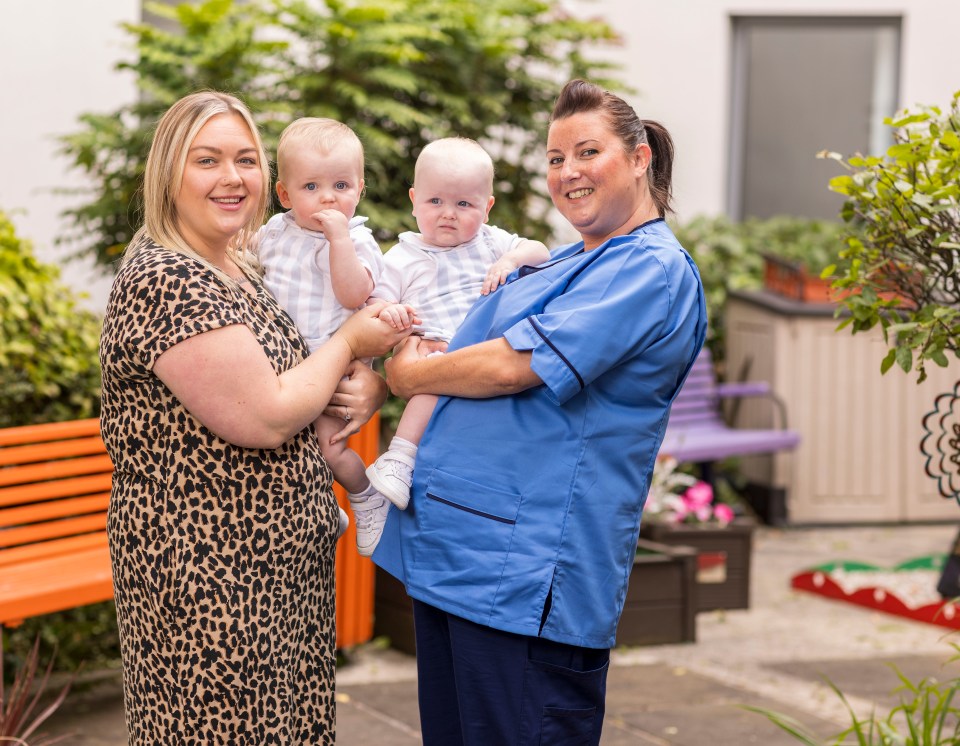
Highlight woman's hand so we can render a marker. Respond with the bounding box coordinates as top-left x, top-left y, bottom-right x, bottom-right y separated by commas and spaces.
383, 336, 431, 400
334, 301, 414, 360
325, 361, 389, 444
